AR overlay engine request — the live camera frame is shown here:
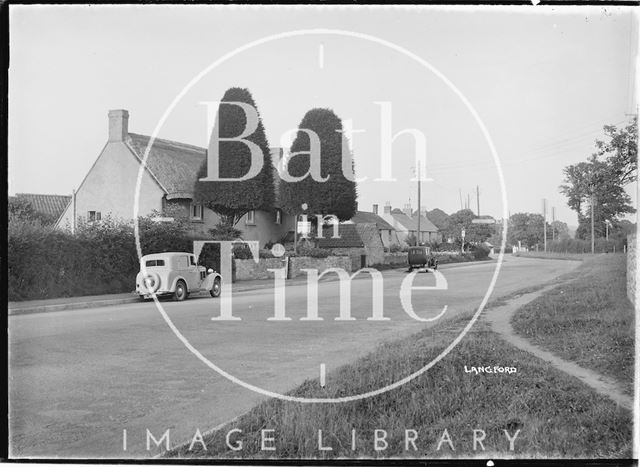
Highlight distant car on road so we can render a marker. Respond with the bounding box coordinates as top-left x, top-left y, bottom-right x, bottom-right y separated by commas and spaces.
407, 246, 438, 271
136, 252, 221, 301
